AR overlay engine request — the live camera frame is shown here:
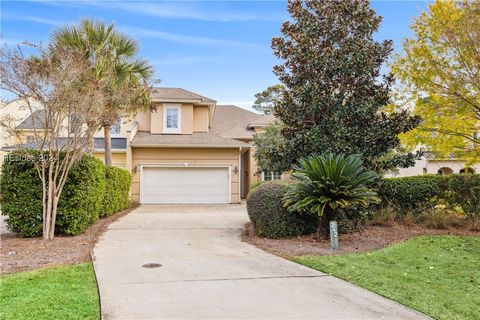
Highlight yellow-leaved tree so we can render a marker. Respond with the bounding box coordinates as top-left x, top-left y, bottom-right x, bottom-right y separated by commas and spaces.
392, 0, 480, 164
